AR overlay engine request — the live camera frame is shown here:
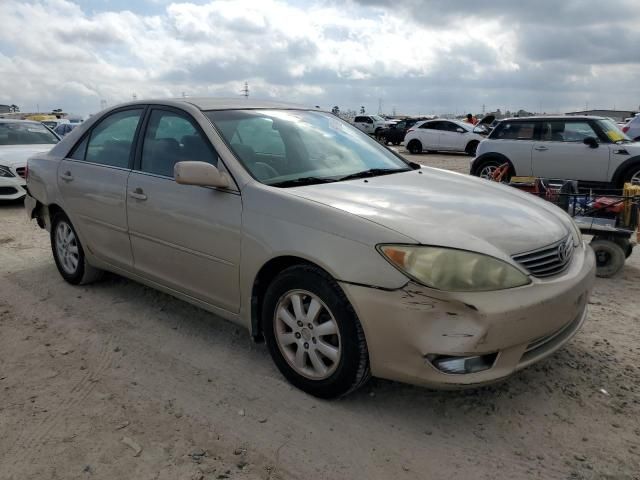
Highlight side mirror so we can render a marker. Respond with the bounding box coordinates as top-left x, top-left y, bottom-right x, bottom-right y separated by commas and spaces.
174, 161, 230, 188
456, 127, 465, 133
583, 137, 599, 148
